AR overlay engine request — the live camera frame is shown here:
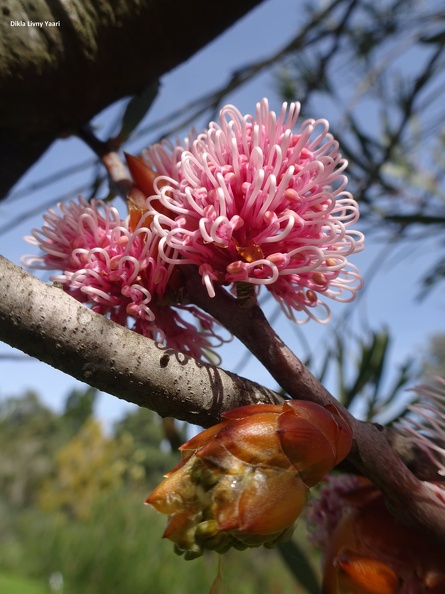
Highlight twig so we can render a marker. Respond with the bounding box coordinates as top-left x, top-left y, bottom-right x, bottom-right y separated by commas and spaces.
77, 124, 133, 200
